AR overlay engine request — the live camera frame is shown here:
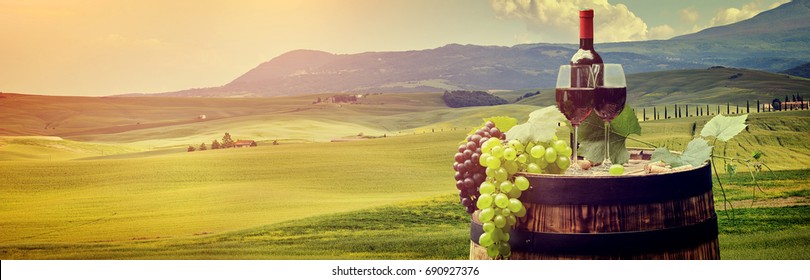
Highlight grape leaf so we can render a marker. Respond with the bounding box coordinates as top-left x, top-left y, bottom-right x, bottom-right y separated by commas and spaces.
650, 147, 682, 166
700, 114, 748, 142
649, 138, 712, 167
505, 106, 567, 144
488, 116, 518, 133
462, 116, 518, 141
577, 107, 641, 164
680, 138, 713, 167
